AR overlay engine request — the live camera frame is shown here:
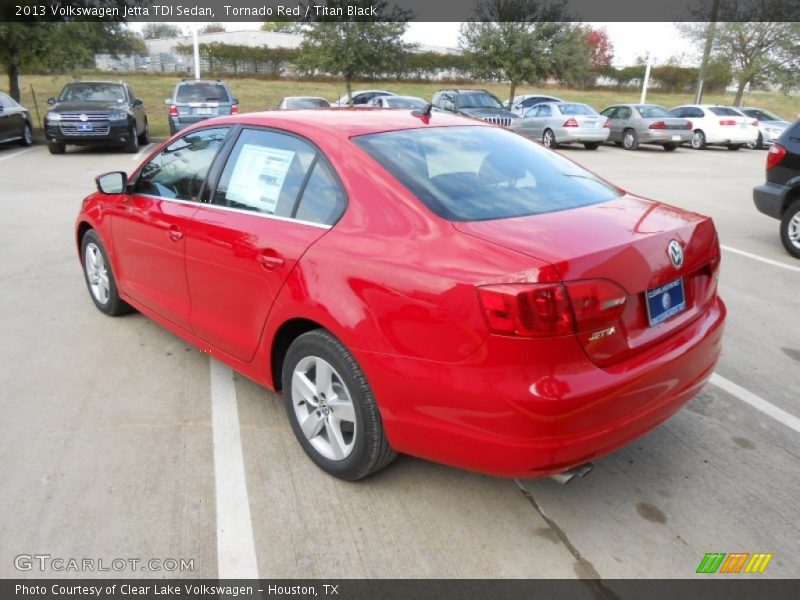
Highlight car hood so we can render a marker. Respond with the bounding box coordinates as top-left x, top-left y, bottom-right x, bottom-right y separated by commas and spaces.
49, 102, 126, 113
459, 107, 518, 119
